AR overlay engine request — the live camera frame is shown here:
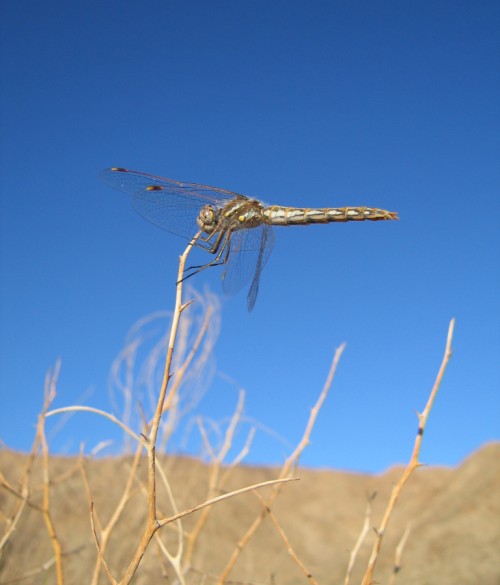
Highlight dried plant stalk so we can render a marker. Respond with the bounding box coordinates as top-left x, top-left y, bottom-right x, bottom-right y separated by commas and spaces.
343, 493, 376, 585
218, 343, 346, 583
116, 235, 202, 584
361, 318, 455, 585
388, 524, 411, 585
255, 490, 319, 585
39, 362, 64, 585
75, 235, 298, 585
183, 389, 246, 569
